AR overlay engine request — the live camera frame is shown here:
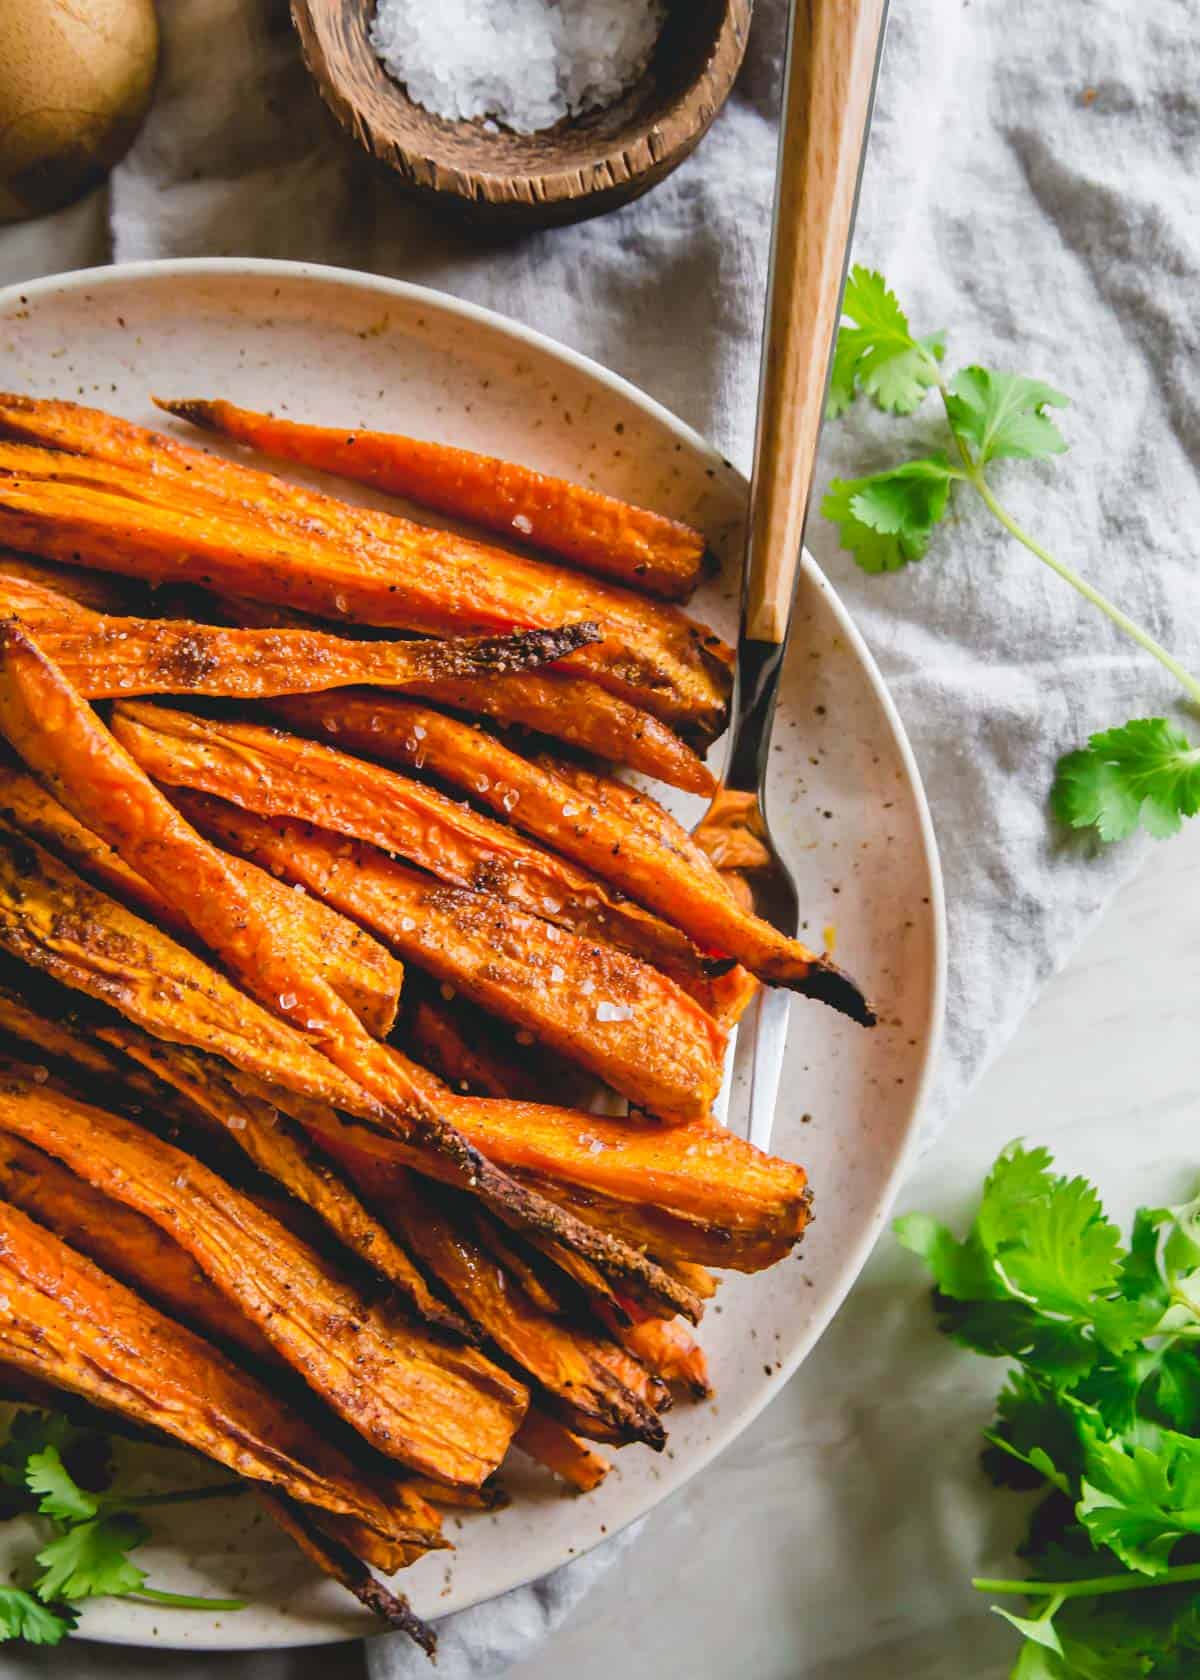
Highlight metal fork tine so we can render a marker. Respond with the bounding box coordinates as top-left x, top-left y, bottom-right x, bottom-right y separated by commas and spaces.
748, 989, 790, 1152
711, 1024, 739, 1129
